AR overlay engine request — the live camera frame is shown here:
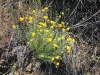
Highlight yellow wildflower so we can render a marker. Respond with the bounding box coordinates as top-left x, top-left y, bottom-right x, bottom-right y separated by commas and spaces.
32, 10, 36, 13
43, 16, 48, 19
32, 32, 36, 37
44, 7, 48, 10
50, 26, 54, 29
57, 37, 61, 41
29, 16, 33, 20
12, 25, 16, 29
61, 21, 65, 25
29, 20, 33, 23
67, 50, 71, 54
58, 24, 63, 27
39, 29, 43, 32
61, 35, 65, 40
56, 62, 60, 66
39, 22, 43, 25
59, 15, 61, 18
42, 9, 45, 12
29, 39, 33, 42
65, 46, 71, 51
72, 39, 75, 43
66, 38, 71, 42
19, 17, 24, 21
44, 29, 49, 33
61, 12, 64, 15
66, 27, 70, 31
67, 38, 75, 43
47, 19, 50, 22
37, 25, 42, 29
42, 23, 47, 27
55, 56, 60, 60
50, 20, 56, 25
25, 16, 28, 20
50, 33, 53, 37
53, 44, 58, 49
51, 57, 55, 62
47, 38, 52, 42
62, 28, 66, 32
